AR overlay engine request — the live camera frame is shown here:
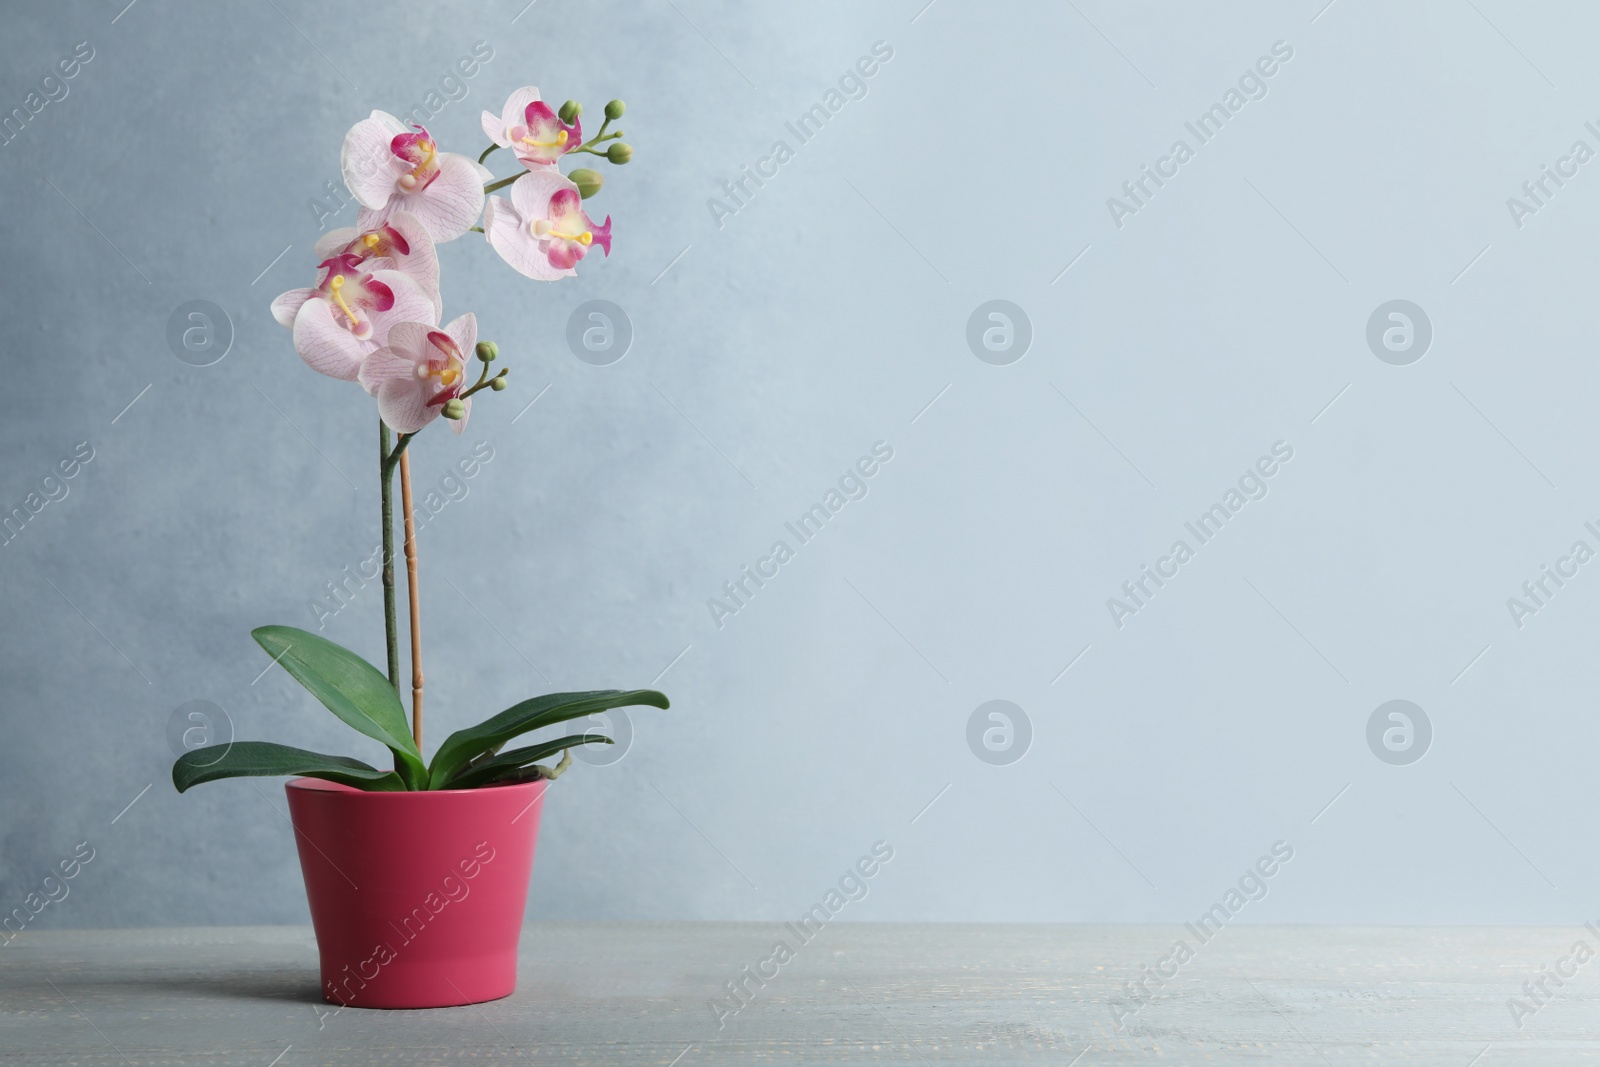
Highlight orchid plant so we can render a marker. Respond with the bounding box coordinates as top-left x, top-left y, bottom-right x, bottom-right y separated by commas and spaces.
174, 91, 666, 794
